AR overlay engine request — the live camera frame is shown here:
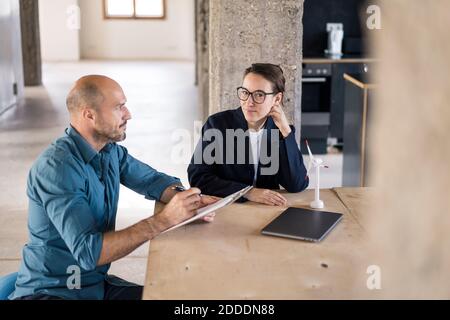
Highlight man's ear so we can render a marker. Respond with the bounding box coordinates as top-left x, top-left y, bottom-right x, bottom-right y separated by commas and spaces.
82, 107, 95, 122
